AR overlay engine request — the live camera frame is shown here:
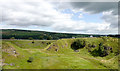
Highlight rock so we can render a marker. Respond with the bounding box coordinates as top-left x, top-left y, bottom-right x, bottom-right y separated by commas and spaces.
27, 57, 34, 63
88, 44, 91, 47
47, 42, 51, 45
2, 63, 9, 66
110, 47, 112, 50
55, 49, 58, 52
27, 60, 32, 63
13, 50, 17, 54
91, 44, 96, 48
104, 46, 108, 50
88, 50, 91, 52
115, 52, 119, 56
14, 55, 17, 57
107, 47, 110, 49
65, 44, 68, 46
74, 50, 79, 52
17, 66, 20, 68
10, 63, 15, 66
32, 41, 34, 43
111, 50, 113, 53
47, 47, 51, 50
